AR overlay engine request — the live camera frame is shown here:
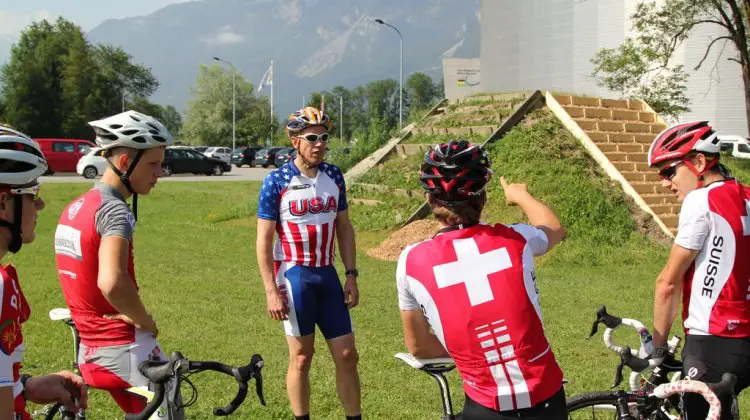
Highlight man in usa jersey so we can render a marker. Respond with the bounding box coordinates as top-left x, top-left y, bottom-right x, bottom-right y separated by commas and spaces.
256, 106, 361, 420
